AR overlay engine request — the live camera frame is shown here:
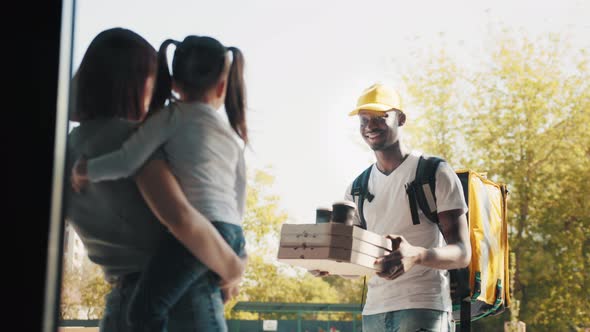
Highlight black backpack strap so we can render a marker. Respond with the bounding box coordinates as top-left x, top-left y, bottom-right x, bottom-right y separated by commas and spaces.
406, 155, 445, 225
406, 180, 421, 225
460, 299, 471, 332
350, 165, 373, 230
